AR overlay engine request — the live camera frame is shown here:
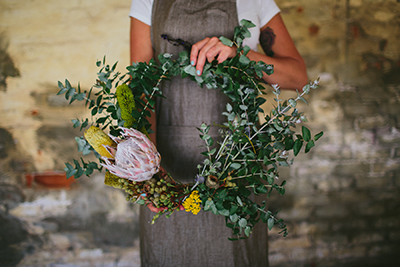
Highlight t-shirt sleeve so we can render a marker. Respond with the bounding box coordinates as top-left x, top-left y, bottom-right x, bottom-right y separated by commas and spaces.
259, 0, 280, 27
237, 0, 281, 51
129, 0, 153, 26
